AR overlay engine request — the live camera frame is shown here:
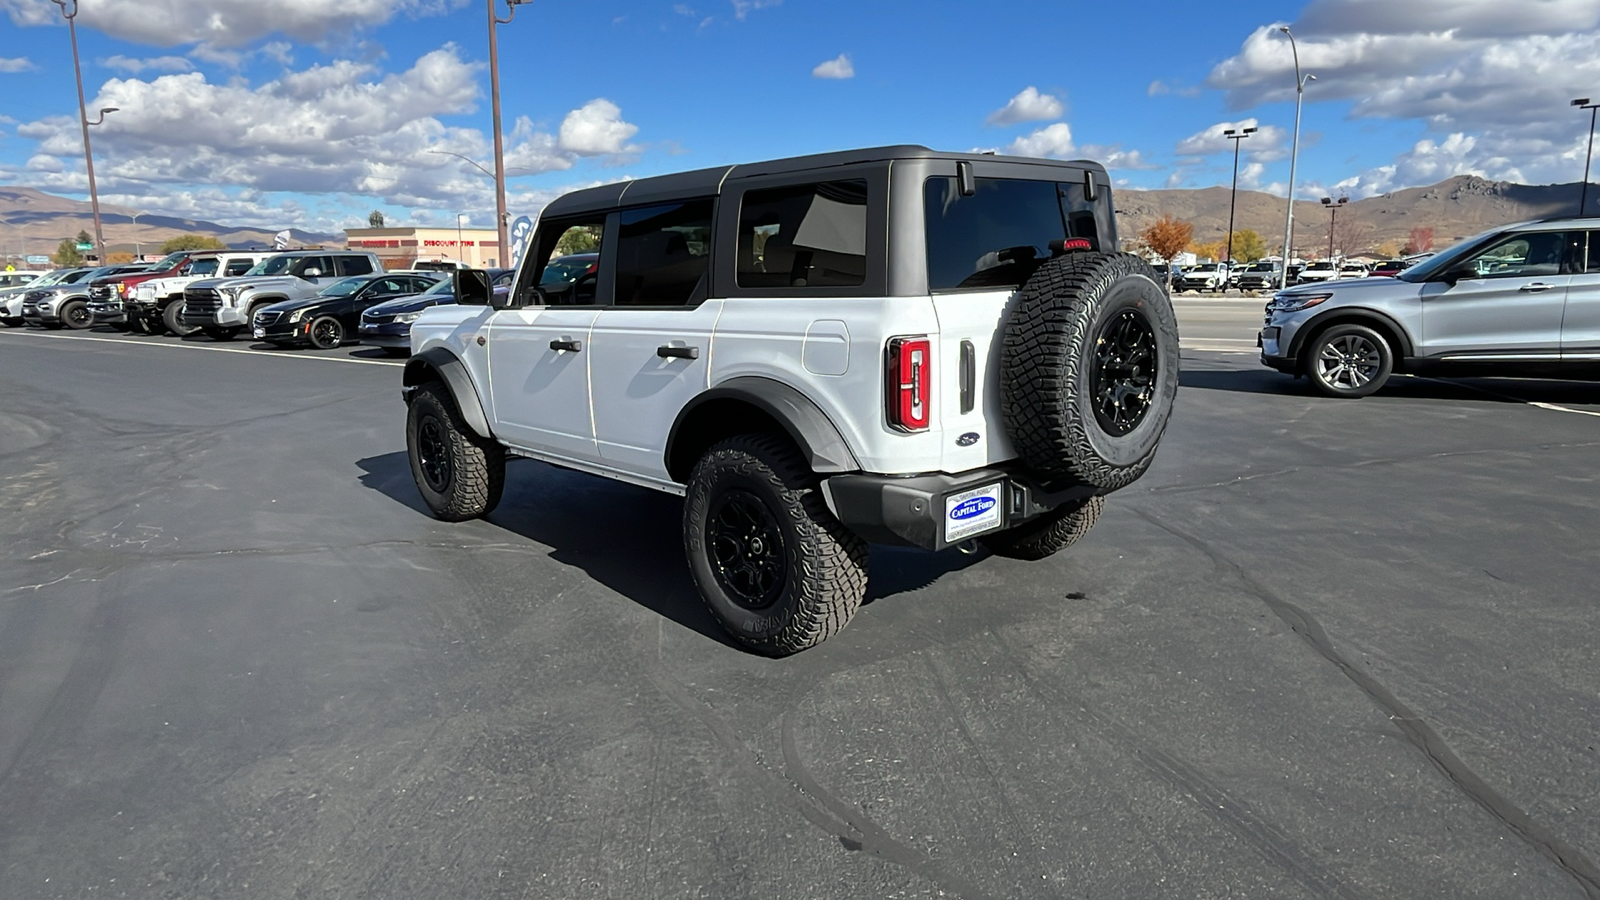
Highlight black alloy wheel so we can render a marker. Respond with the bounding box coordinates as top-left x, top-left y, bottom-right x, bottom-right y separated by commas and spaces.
705, 489, 786, 610
309, 316, 343, 350
415, 414, 452, 495
1091, 308, 1158, 437
61, 301, 93, 330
